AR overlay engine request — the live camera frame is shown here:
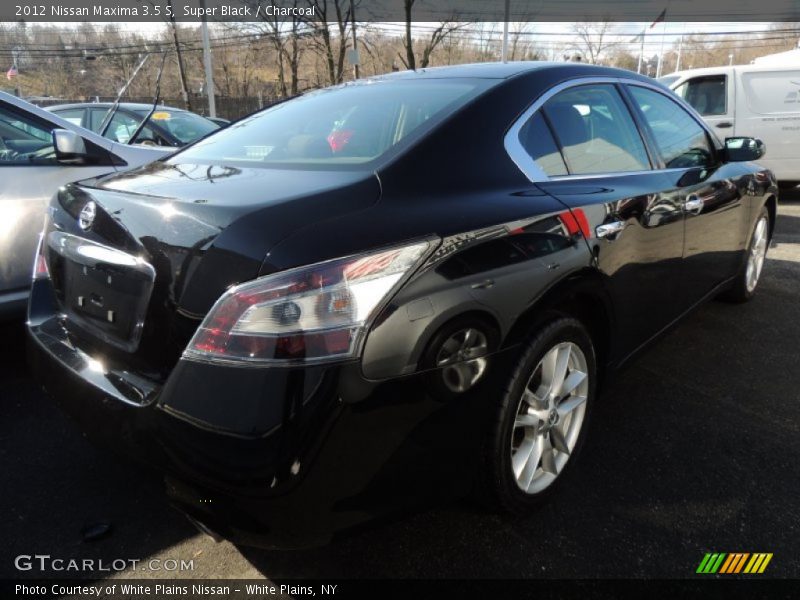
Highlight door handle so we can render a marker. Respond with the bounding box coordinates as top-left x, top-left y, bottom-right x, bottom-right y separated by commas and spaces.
684, 195, 704, 215
470, 279, 495, 290
596, 221, 625, 239
715, 122, 733, 129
